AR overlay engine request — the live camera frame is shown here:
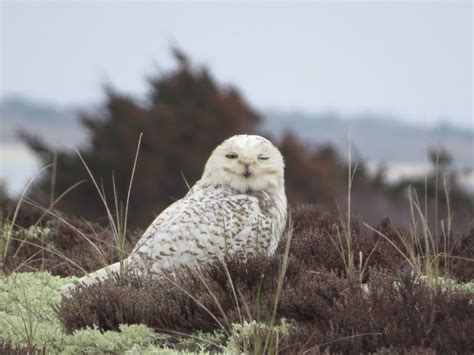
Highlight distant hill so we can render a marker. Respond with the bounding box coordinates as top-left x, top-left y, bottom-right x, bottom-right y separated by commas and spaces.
262, 111, 473, 169
1, 95, 472, 167
0, 95, 87, 148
